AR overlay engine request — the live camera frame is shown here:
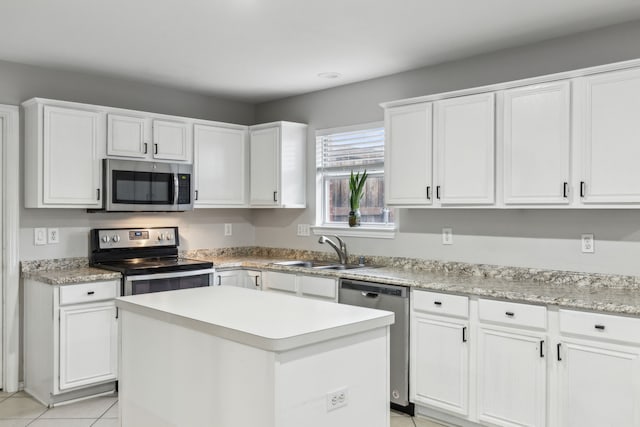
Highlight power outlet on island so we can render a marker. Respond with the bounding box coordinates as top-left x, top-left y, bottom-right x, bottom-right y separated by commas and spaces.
326, 387, 348, 412
581, 234, 595, 253
224, 224, 233, 236
442, 228, 453, 245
